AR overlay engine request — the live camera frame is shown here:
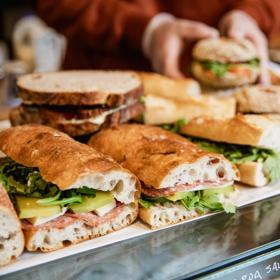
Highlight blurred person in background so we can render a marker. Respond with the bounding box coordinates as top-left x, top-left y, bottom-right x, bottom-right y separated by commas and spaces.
36, 0, 280, 84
